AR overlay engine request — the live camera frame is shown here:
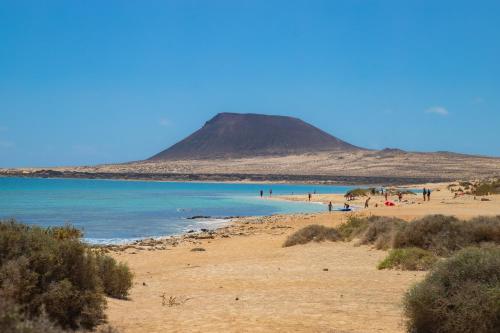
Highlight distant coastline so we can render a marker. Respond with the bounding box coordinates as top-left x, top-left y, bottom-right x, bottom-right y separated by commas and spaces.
0, 169, 448, 186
